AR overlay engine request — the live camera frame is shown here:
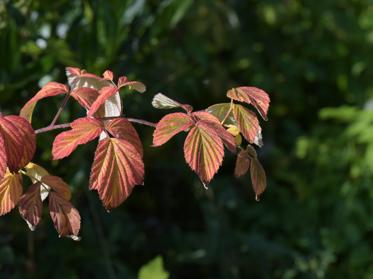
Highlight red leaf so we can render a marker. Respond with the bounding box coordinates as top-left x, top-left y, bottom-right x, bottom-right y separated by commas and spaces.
70, 87, 100, 109
193, 111, 236, 153
0, 135, 7, 179
49, 192, 80, 239
0, 172, 23, 216
153, 113, 193, 146
105, 118, 143, 156
118, 76, 146, 93
250, 157, 267, 201
20, 82, 69, 122
103, 70, 114, 81
0, 115, 36, 172
42, 175, 71, 201
18, 183, 42, 230
232, 104, 260, 144
234, 149, 251, 177
227, 87, 270, 120
52, 117, 103, 160
88, 86, 118, 117
184, 121, 224, 185
89, 138, 144, 209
